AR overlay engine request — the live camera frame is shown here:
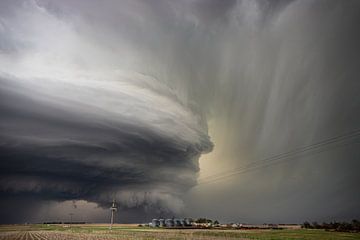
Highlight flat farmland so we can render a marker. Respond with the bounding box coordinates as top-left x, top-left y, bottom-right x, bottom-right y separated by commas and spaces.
0, 224, 359, 240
